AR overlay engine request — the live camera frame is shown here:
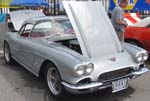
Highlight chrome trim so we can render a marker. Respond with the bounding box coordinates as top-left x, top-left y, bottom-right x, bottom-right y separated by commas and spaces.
62, 67, 148, 92
100, 74, 130, 83
131, 67, 148, 76
99, 67, 148, 83
62, 82, 103, 90
96, 65, 135, 79
98, 84, 112, 90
